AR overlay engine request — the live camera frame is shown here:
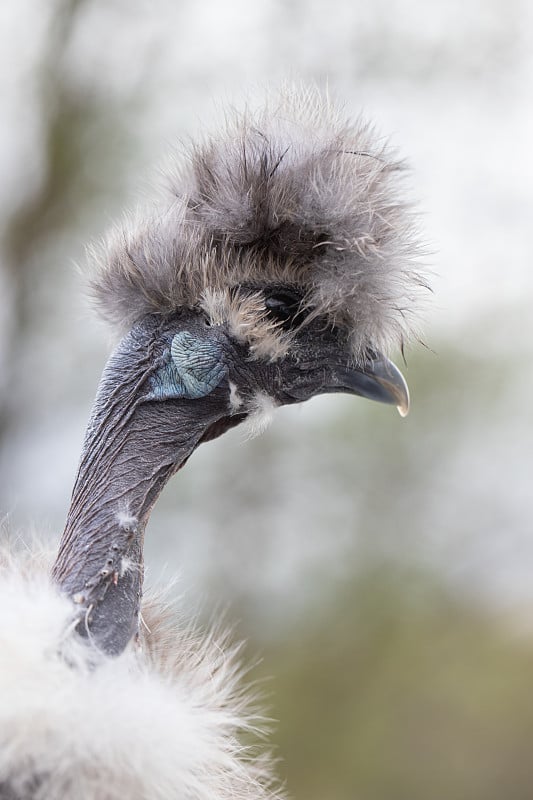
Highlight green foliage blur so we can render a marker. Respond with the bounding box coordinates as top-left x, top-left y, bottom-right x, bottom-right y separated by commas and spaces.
250, 563, 533, 800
